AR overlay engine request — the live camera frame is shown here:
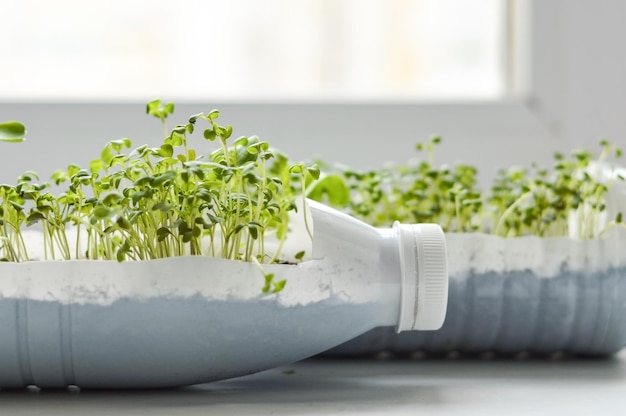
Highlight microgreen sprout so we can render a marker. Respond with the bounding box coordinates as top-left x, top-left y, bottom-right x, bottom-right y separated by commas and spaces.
310, 137, 624, 240
310, 136, 483, 232
490, 140, 623, 238
289, 163, 320, 240
146, 100, 175, 138
0, 103, 316, 292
